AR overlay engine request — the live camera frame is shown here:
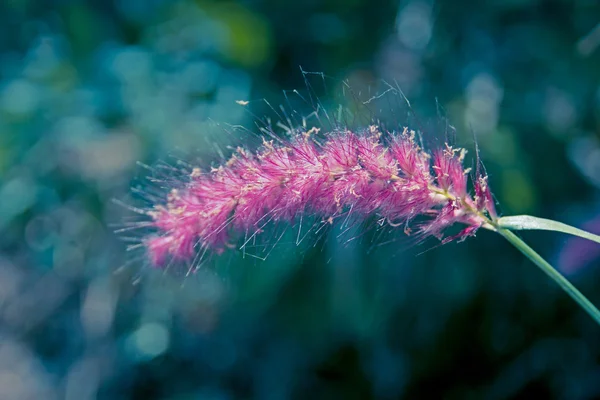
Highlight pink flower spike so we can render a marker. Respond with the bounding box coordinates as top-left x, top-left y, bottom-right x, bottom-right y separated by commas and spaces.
134, 127, 496, 268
